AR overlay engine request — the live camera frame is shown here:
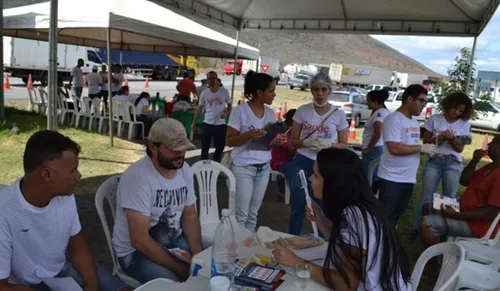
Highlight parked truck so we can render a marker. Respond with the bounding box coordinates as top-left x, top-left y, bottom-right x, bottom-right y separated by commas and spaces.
339, 64, 394, 86
258, 56, 281, 82
224, 59, 243, 75
3, 36, 103, 86
95, 50, 199, 81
